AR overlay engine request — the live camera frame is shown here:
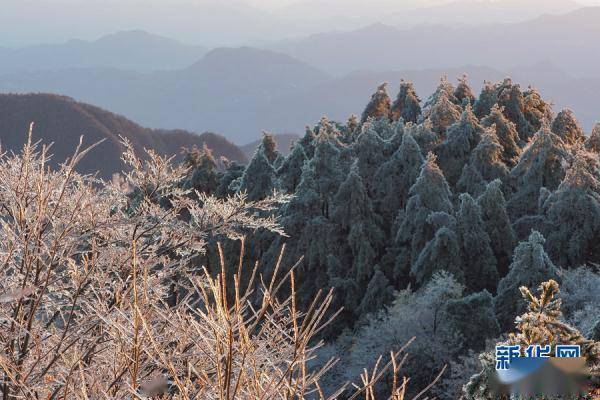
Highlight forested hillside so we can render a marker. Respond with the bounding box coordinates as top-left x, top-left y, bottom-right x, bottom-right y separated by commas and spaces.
0, 93, 247, 177
182, 76, 600, 398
